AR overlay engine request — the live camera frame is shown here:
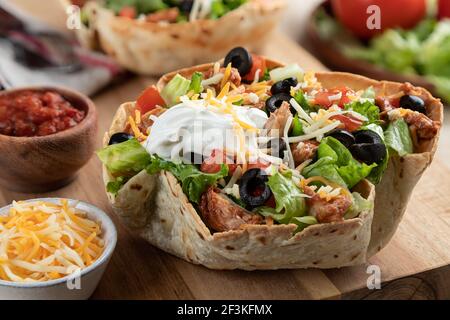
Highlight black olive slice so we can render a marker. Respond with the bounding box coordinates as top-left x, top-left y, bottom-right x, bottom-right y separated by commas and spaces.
179, 0, 194, 13
326, 129, 355, 149
399, 95, 426, 114
270, 77, 298, 95
353, 130, 383, 145
223, 47, 253, 76
108, 132, 134, 146
265, 93, 292, 114
183, 152, 204, 164
350, 143, 387, 165
238, 169, 272, 208
267, 138, 287, 159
